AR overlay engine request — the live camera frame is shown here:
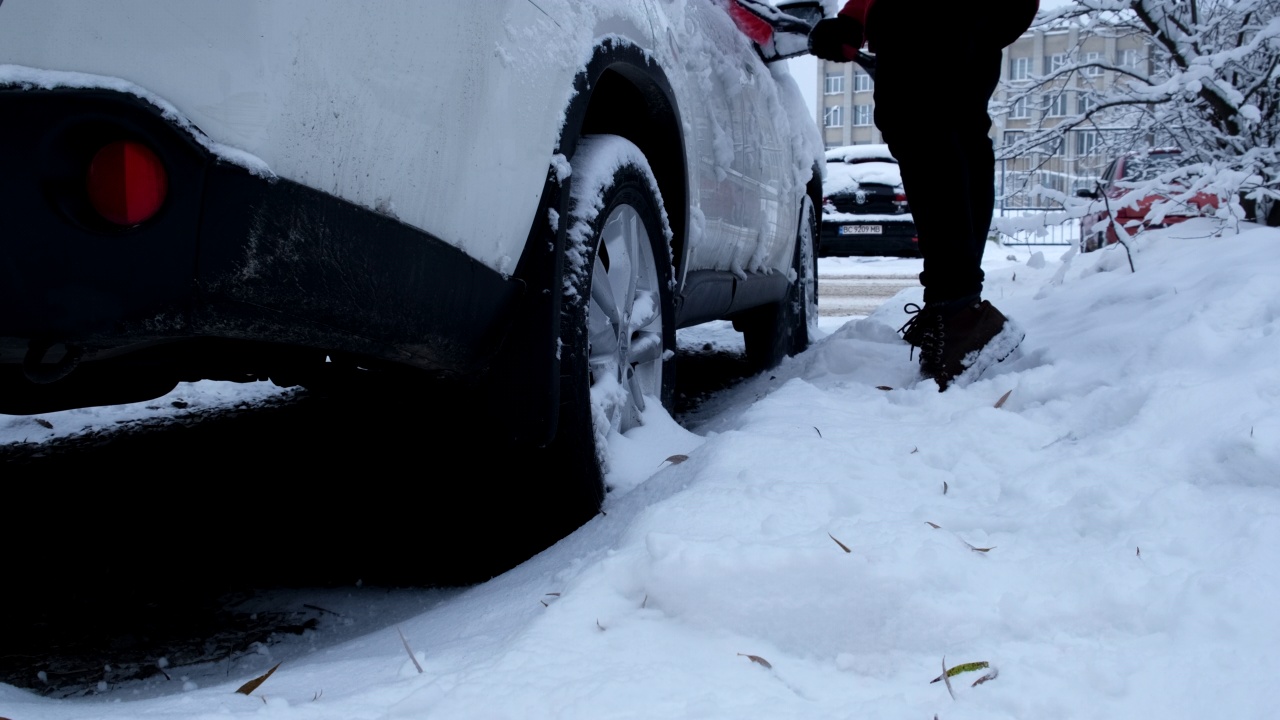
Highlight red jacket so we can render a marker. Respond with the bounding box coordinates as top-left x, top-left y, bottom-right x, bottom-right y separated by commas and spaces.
837, 0, 876, 27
